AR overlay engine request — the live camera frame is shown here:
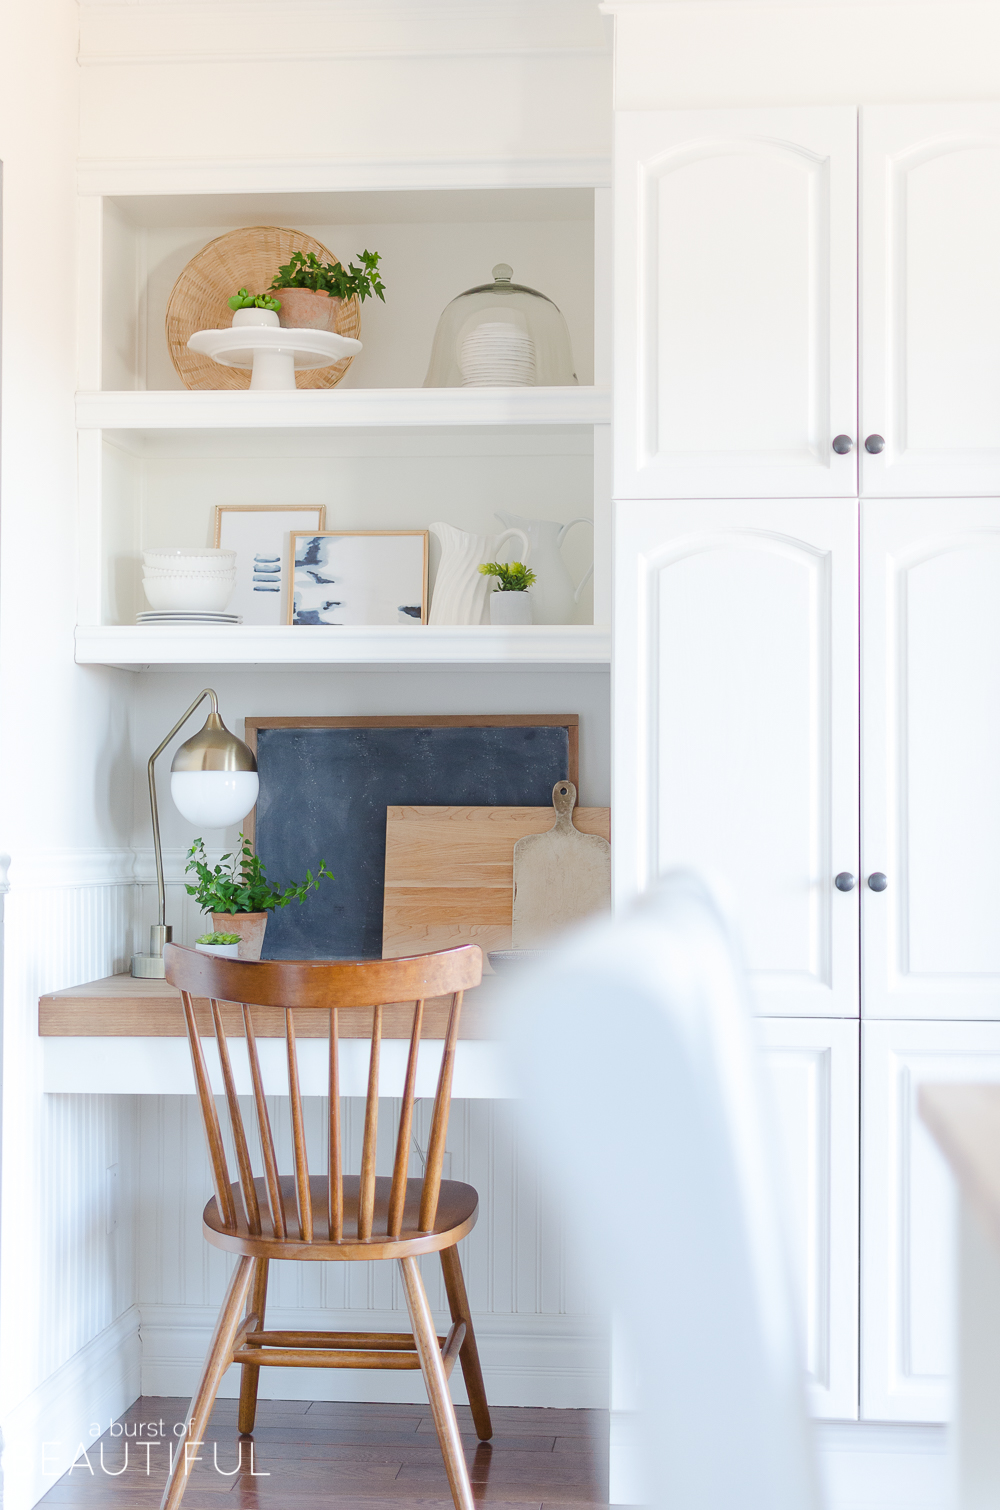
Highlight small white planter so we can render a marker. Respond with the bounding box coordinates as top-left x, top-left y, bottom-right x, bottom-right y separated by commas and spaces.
489, 590, 533, 625
195, 941, 240, 959
231, 307, 280, 329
